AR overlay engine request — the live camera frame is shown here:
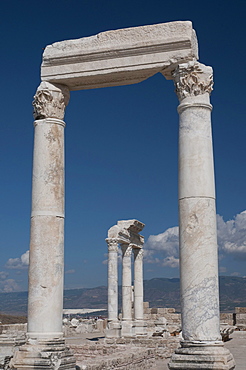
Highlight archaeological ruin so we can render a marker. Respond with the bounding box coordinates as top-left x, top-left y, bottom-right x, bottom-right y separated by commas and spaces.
106, 219, 146, 338
6, 21, 236, 369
